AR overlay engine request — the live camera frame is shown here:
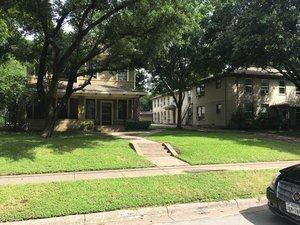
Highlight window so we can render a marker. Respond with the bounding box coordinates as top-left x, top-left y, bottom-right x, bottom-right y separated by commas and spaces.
163, 98, 166, 106
85, 99, 96, 119
216, 79, 222, 89
69, 98, 78, 119
261, 79, 269, 95
196, 84, 205, 97
187, 91, 192, 102
118, 100, 127, 120
216, 104, 222, 114
116, 70, 128, 81
128, 100, 133, 120
244, 102, 253, 119
245, 78, 253, 93
279, 80, 286, 94
196, 106, 205, 120
296, 87, 300, 95
164, 111, 166, 121
167, 97, 170, 105
87, 62, 97, 78
167, 110, 170, 123
260, 104, 269, 116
